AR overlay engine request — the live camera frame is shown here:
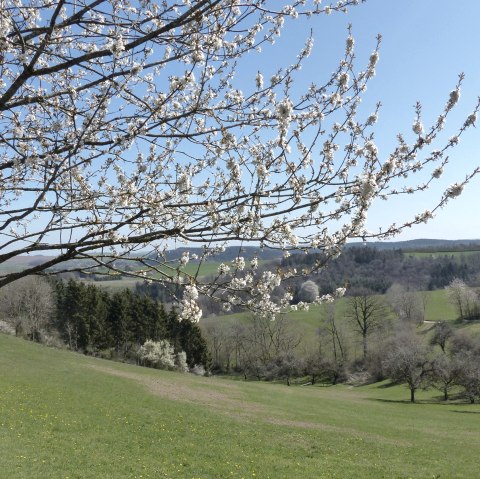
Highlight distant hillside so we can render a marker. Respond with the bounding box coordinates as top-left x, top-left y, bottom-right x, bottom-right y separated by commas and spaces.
161, 245, 283, 262
345, 239, 480, 251
4, 240, 480, 275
